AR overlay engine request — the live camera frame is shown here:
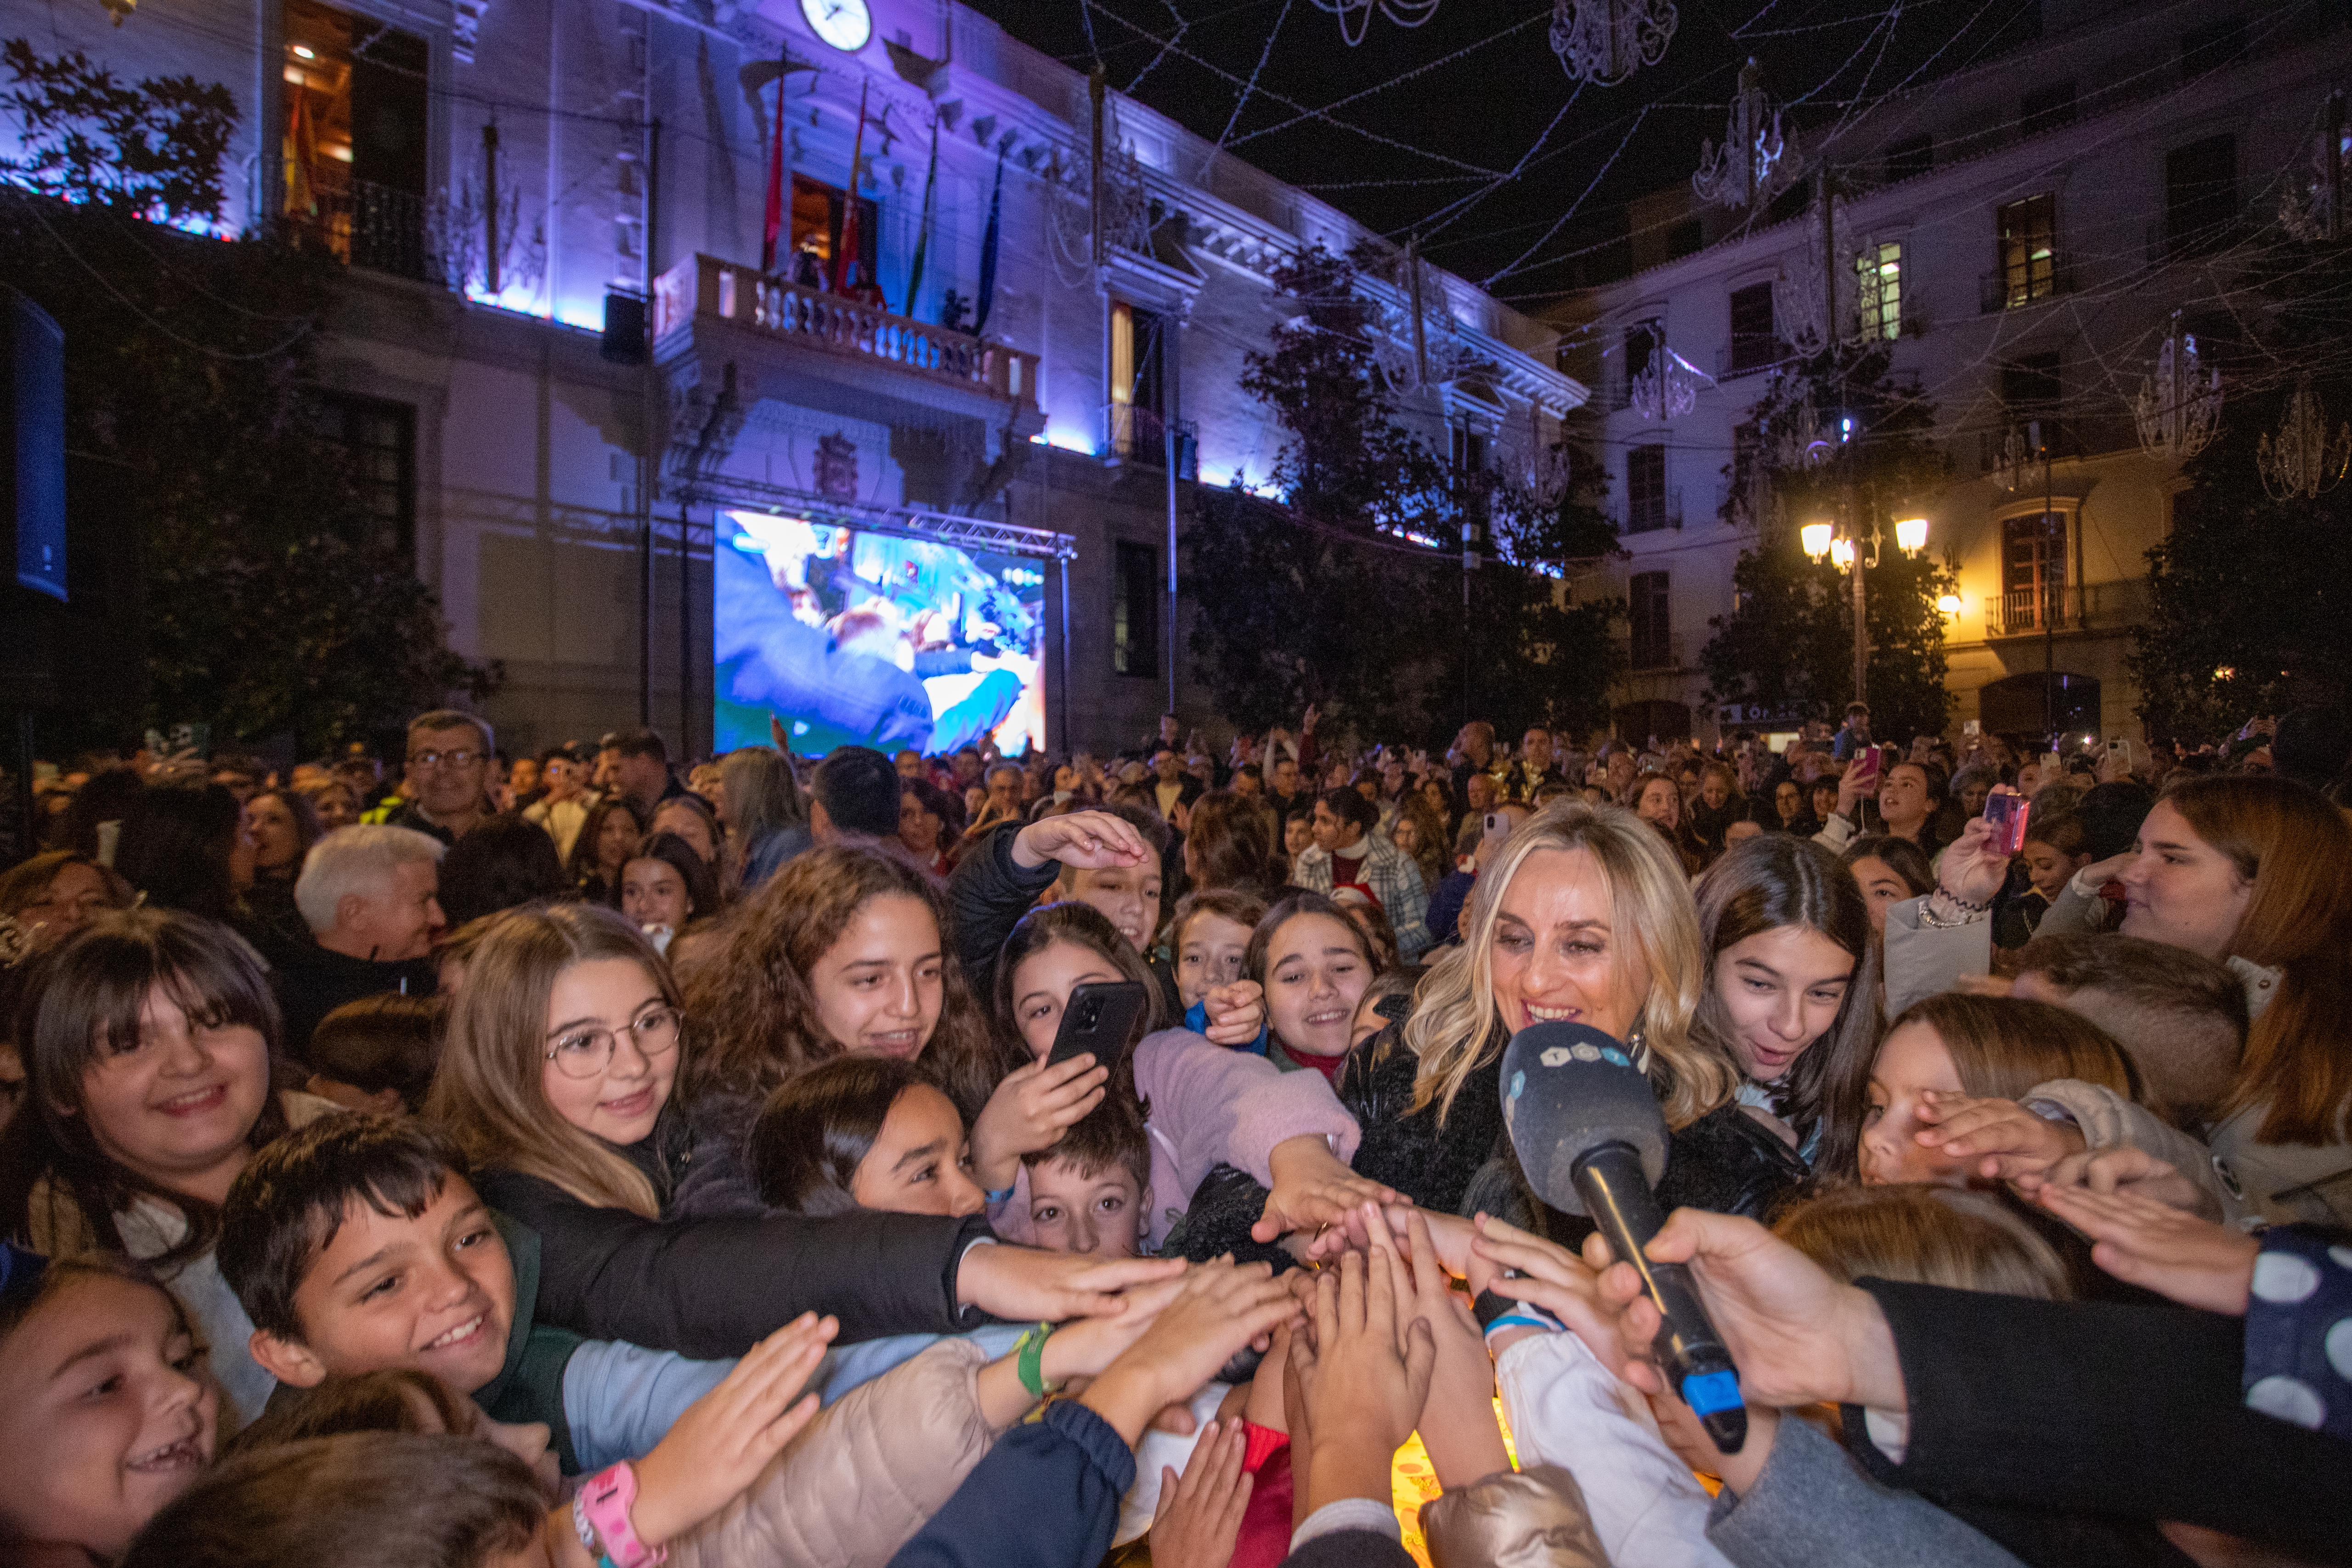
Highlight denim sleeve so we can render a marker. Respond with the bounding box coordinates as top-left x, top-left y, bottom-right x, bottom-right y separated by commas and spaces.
561, 1338, 737, 1472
